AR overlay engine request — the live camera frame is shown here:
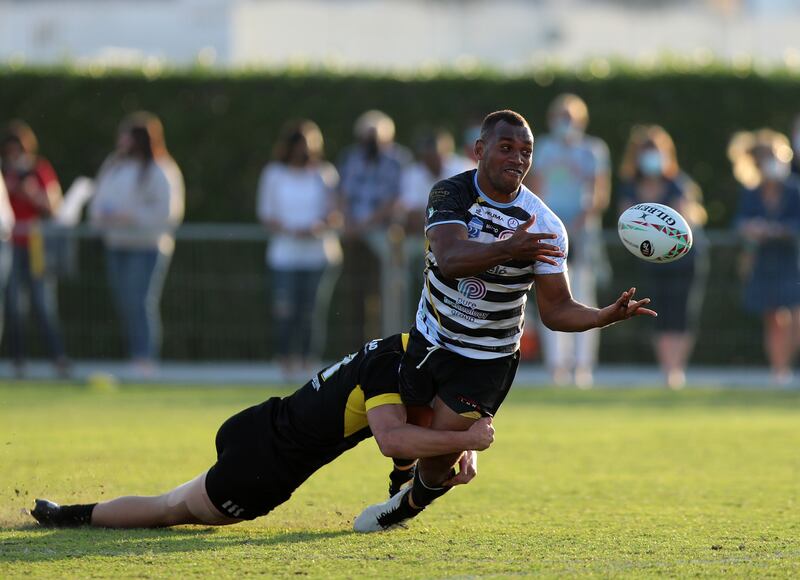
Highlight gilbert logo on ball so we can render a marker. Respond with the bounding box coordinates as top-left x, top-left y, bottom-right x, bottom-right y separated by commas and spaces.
618, 202, 693, 263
